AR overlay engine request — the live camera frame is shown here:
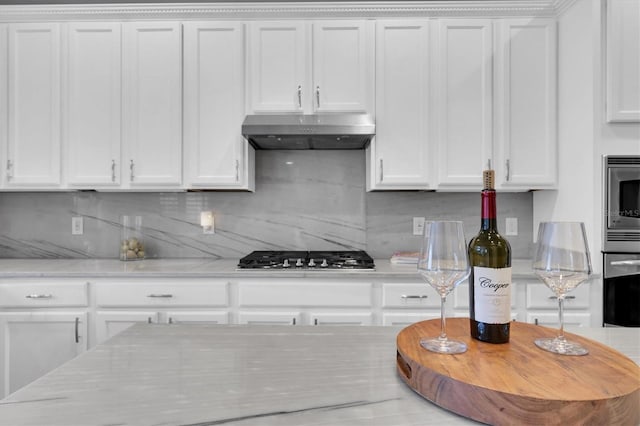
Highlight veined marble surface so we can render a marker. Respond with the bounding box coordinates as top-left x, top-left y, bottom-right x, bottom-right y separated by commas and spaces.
0, 324, 637, 426
0, 258, 539, 279
0, 151, 535, 260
